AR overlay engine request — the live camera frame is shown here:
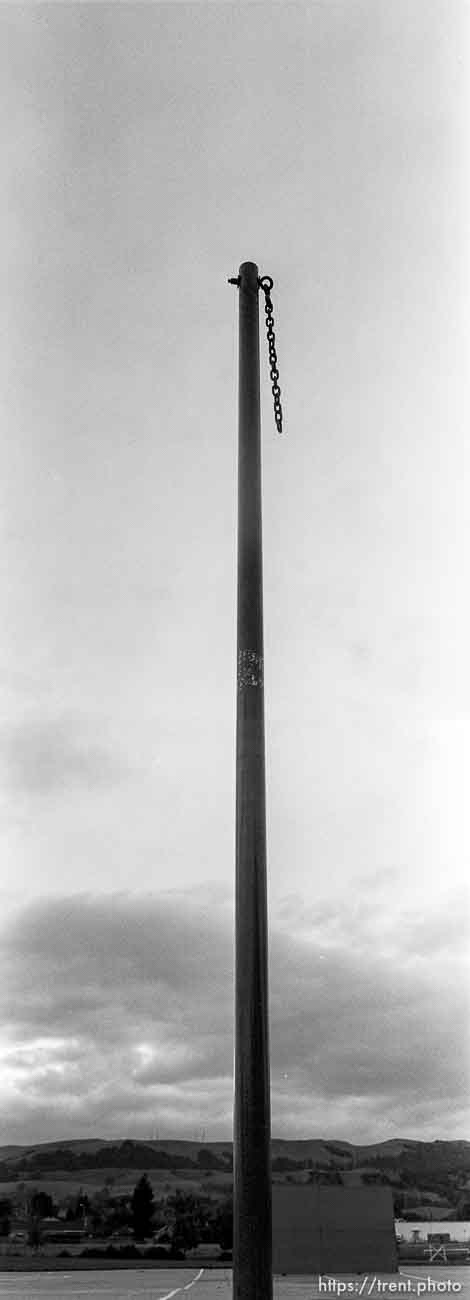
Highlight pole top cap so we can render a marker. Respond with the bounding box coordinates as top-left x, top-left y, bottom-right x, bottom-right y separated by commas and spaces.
239, 261, 259, 281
